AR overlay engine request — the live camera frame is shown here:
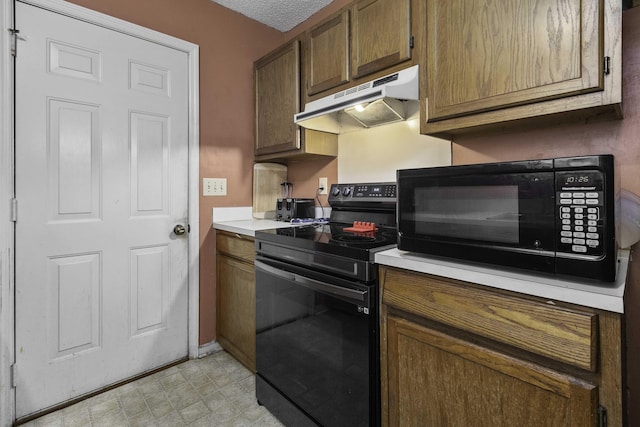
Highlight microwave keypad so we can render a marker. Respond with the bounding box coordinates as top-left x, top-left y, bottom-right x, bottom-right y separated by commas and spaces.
558, 192, 603, 255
